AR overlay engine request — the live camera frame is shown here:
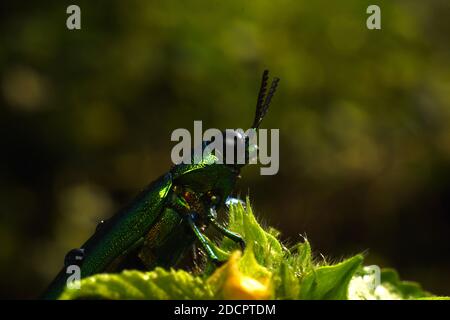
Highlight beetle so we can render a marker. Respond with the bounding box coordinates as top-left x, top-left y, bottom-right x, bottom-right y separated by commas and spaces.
42, 70, 280, 299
